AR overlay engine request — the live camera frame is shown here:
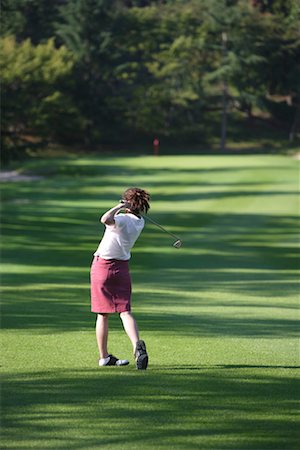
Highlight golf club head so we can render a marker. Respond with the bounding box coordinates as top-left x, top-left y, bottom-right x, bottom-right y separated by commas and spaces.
173, 239, 182, 249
